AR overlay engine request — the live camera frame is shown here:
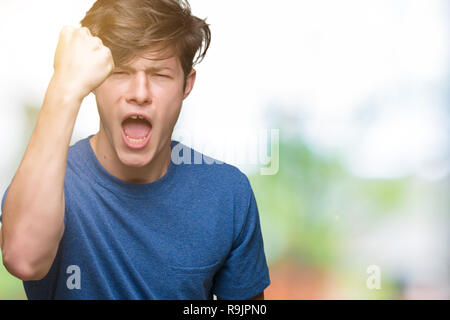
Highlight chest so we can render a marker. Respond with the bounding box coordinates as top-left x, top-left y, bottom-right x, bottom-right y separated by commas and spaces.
64, 185, 233, 271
